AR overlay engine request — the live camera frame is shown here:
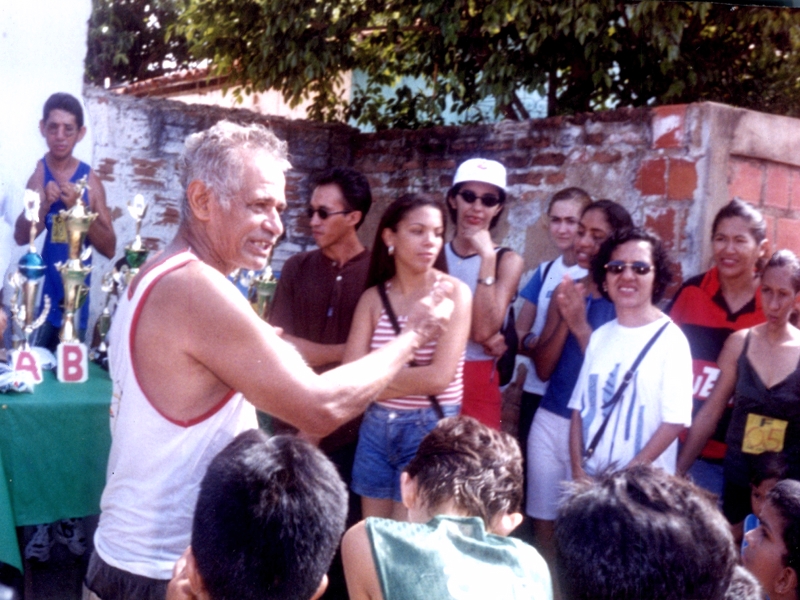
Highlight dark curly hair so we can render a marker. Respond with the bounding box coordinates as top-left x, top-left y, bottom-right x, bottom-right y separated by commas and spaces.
556, 465, 738, 600
404, 416, 523, 528
592, 227, 673, 304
